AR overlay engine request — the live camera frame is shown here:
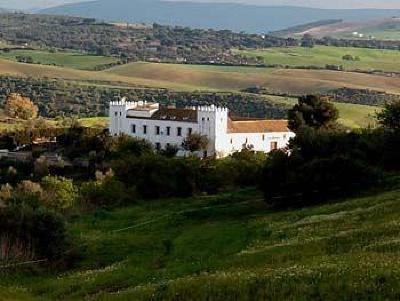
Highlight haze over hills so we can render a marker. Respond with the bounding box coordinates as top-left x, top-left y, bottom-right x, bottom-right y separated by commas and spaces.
4, 0, 400, 10
41, 0, 400, 32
